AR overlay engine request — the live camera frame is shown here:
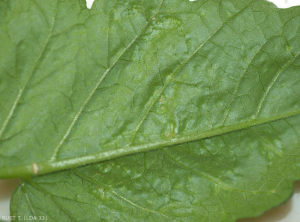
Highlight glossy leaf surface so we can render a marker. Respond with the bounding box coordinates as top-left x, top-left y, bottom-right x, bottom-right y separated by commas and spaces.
1, 0, 300, 178
1, 0, 300, 221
